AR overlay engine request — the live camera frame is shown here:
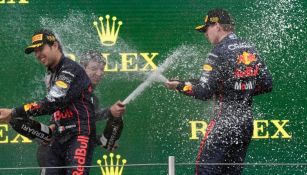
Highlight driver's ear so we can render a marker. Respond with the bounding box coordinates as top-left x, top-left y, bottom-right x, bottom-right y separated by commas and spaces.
52, 41, 59, 51
216, 23, 221, 31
